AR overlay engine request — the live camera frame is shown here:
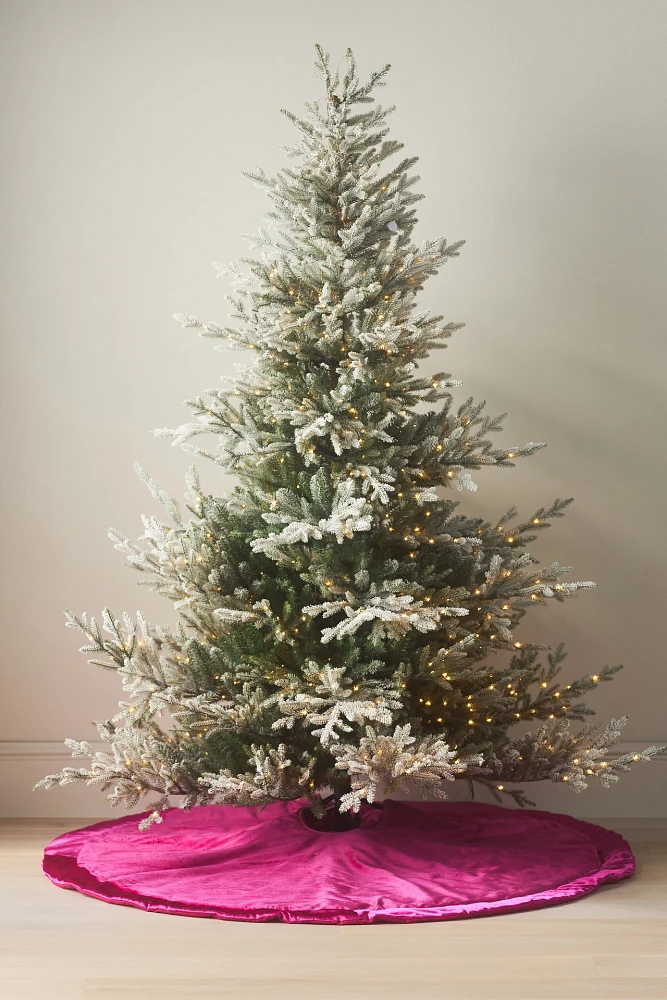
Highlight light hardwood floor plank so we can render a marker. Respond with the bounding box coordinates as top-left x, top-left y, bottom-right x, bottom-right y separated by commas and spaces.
0, 981, 83, 1000
77, 977, 667, 1000
596, 955, 667, 978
